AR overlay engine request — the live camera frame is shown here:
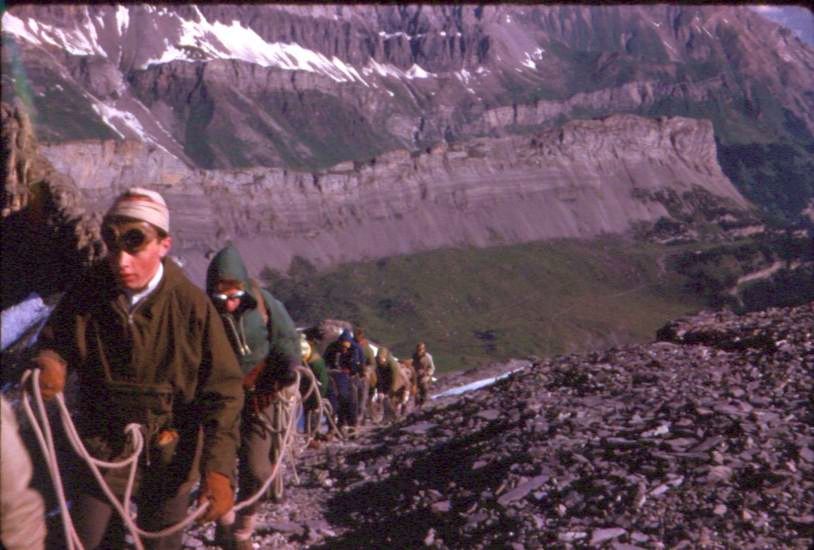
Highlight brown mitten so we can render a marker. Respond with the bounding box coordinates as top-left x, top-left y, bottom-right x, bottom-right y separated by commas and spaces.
34, 351, 66, 400
197, 471, 234, 523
